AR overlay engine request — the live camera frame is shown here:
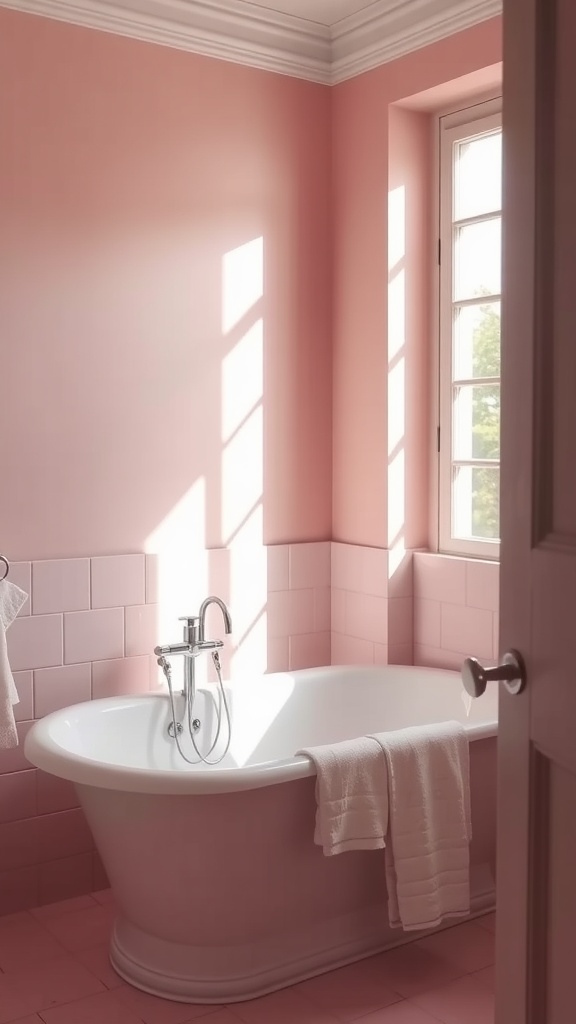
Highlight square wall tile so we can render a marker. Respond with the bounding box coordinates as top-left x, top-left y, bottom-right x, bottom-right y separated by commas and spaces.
331, 633, 374, 665
125, 604, 159, 658
13, 671, 33, 721
266, 637, 289, 673
387, 551, 413, 599
331, 588, 346, 634
331, 543, 353, 592
440, 603, 494, 660
314, 587, 331, 631
34, 664, 91, 718
266, 545, 289, 592
36, 809, 94, 863
414, 553, 466, 605
7, 614, 63, 672
0, 721, 35, 773
37, 772, 80, 815
414, 644, 464, 672
32, 559, 90, 615
332, 543, 388, 597
92, 656, 150, 699
289, 542, 331, 590
145, 554, 159, 604
345, 591, 388, 644
374, 643, 389, 665
266, 589, 315, 638
91, 555, 145, 609
39, 853, 94, 906
466, 559, 500, 612
387, 644, 413, 665
64, 608, 124, 664
0, 816, 39, 871
289, 631, 331, 671
0, 770, 37, 824
8, 562, 31, 613
414, 599, 441, 649
388, 597, 413, 646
